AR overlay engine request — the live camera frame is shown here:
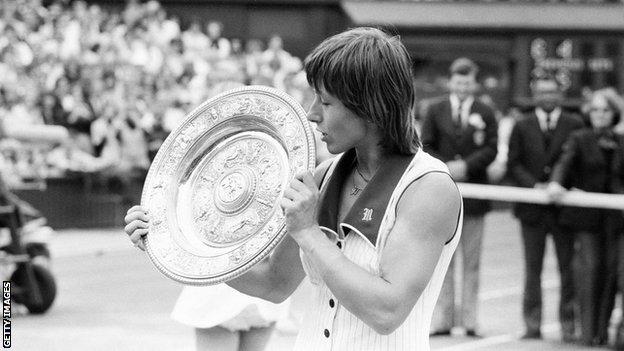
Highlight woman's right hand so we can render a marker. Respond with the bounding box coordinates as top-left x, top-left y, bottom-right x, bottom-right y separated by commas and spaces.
546, 182, 566, 202
124, 205, 150, 251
